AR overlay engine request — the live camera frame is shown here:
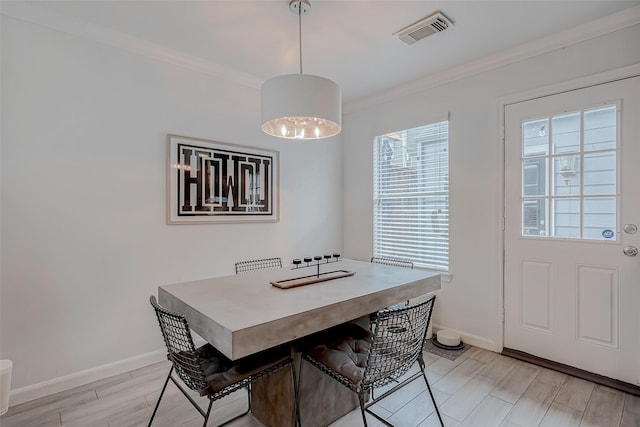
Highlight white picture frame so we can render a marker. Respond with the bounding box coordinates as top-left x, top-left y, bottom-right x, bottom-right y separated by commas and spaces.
167, 134, 279, 224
